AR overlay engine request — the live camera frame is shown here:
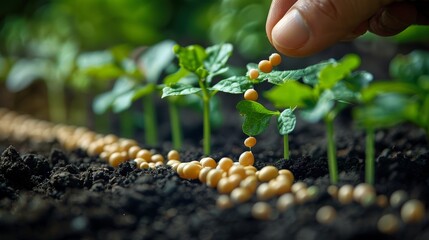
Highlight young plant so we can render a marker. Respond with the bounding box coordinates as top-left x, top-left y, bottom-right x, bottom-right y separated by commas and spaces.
162, 43, 251, 155
92, 40, 176, 145
264, 54, 372, 184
